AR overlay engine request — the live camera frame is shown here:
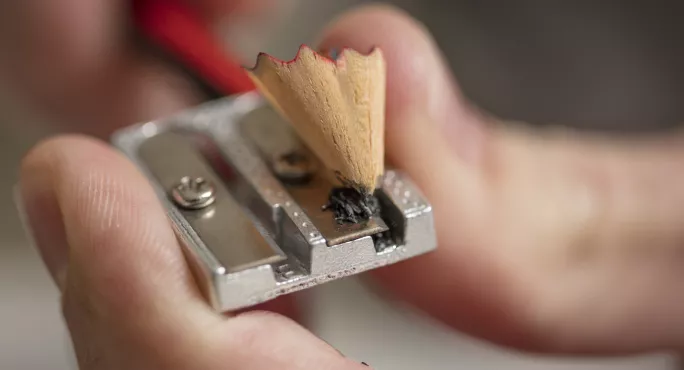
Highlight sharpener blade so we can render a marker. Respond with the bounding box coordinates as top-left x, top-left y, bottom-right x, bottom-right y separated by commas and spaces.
111, 93, 436, 311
